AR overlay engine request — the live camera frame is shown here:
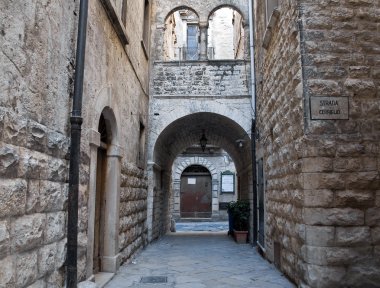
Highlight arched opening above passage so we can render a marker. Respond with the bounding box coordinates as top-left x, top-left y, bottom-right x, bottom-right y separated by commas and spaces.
208, 7, 245, 60
163, 8, 199, 61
